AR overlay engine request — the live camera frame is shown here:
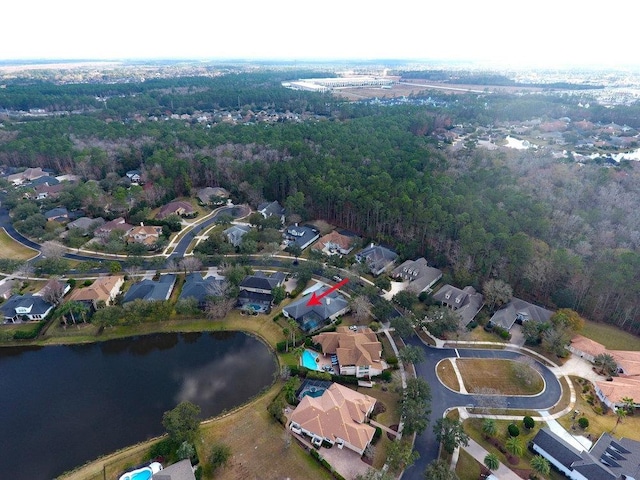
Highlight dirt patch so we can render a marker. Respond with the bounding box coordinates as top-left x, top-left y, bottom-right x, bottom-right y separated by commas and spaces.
387, 425, 399, 441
